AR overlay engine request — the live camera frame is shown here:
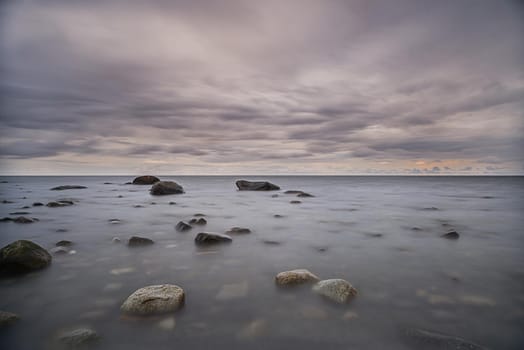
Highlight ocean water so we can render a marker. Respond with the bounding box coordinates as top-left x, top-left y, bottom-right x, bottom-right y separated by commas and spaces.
0, 176, 523, 349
